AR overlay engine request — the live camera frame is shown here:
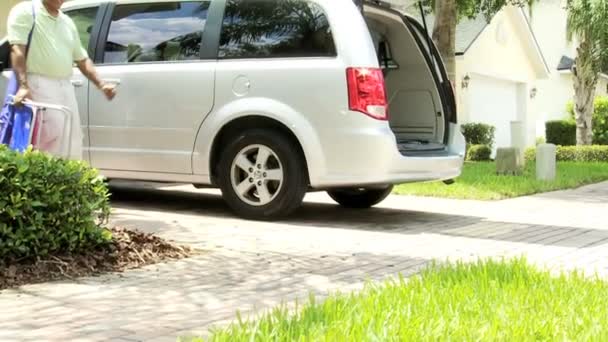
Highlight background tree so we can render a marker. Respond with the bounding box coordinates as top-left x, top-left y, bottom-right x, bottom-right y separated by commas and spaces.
408, 0, 537, 82
566, 0, 608, 145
